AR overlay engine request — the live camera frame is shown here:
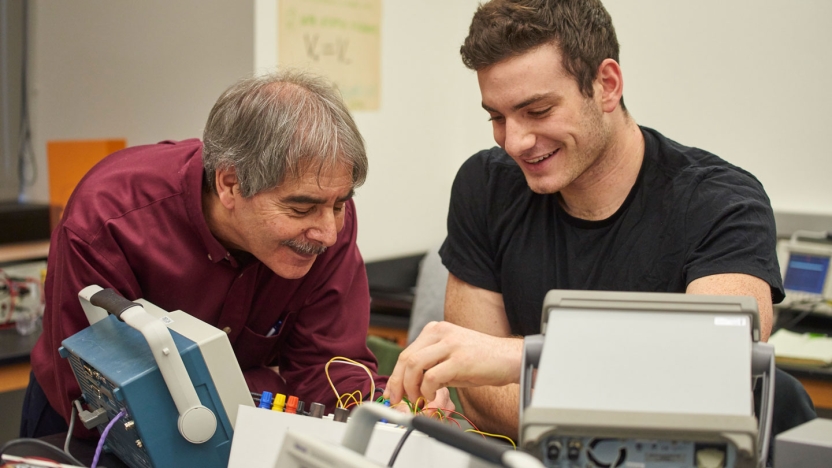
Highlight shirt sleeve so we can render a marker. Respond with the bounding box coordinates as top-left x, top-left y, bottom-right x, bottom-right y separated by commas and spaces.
682, 167, 785, 303
32, 225, 143, 439
275, 200, 388, 413
439, 151, 502, 293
